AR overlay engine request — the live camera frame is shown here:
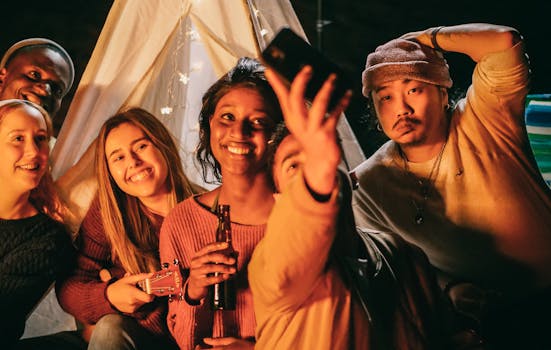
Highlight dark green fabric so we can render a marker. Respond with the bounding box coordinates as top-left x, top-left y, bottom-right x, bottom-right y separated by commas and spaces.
0, 213, 75, 349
